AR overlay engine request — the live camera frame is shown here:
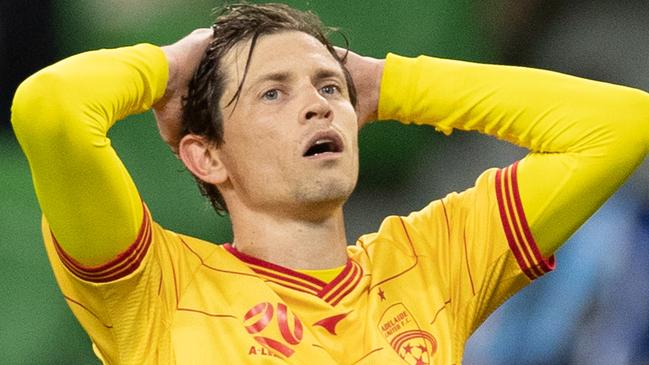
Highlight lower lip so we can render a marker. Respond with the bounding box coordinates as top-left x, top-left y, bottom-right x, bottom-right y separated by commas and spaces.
304, 151, 343, 160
